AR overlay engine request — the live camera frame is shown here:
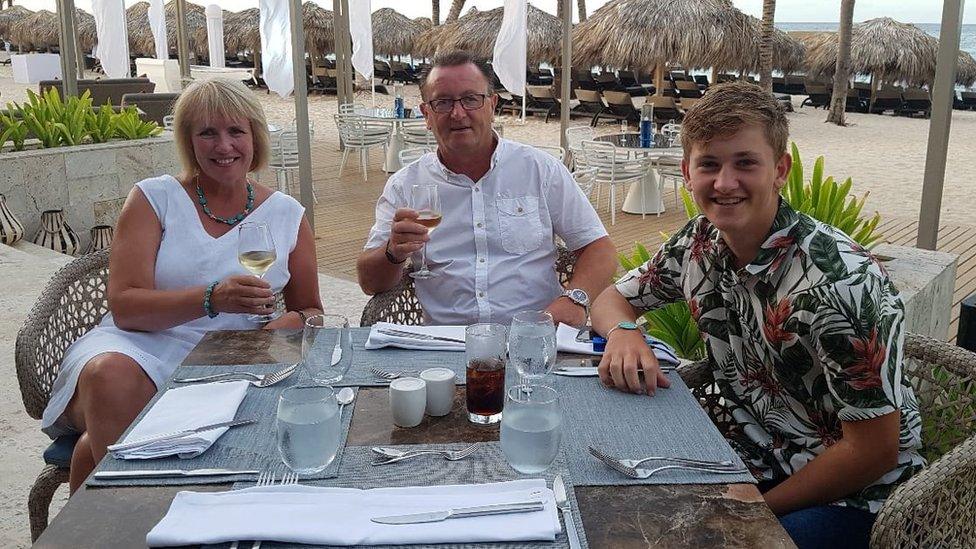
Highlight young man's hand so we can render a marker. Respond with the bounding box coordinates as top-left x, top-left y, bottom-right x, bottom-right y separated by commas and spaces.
597, 330, 671, 395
